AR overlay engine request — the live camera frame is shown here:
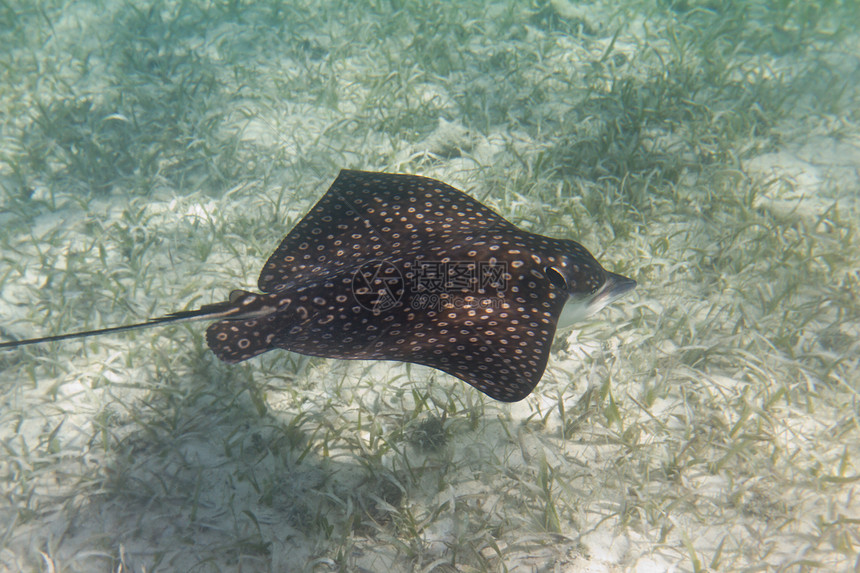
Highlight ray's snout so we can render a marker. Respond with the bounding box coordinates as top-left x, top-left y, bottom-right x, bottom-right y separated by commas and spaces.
589, 270, 636, 314
605, 271, 637, 299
